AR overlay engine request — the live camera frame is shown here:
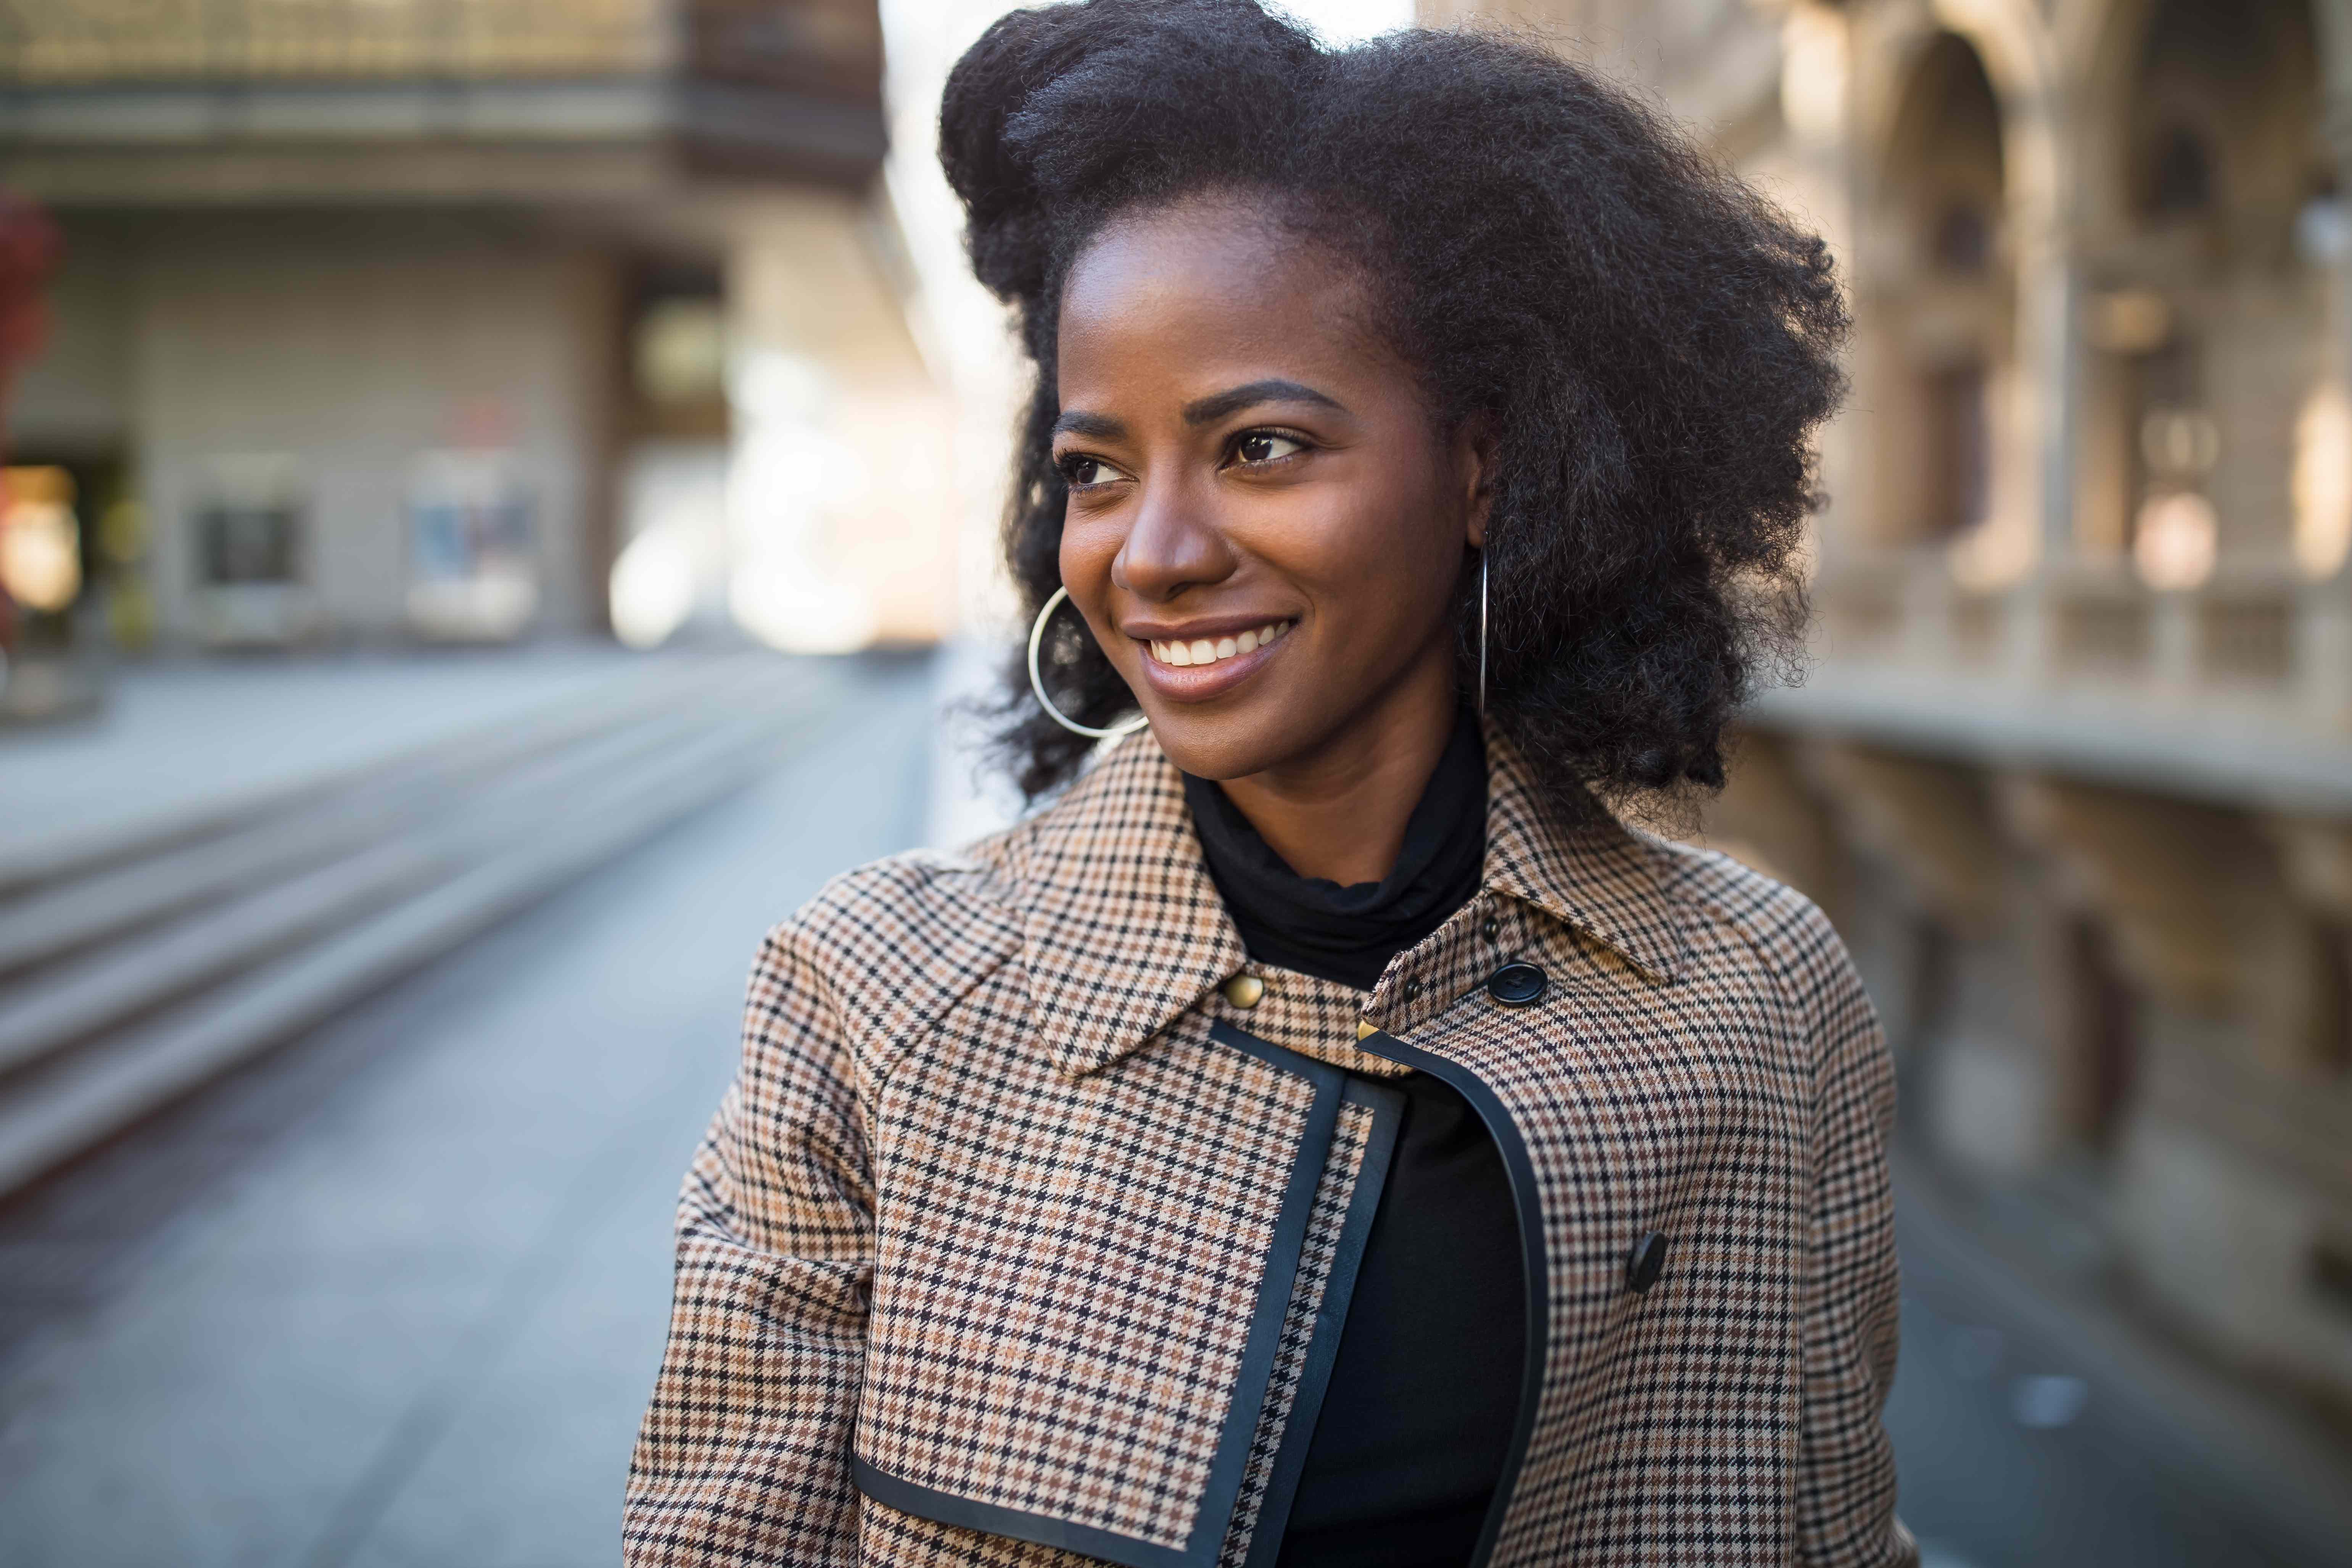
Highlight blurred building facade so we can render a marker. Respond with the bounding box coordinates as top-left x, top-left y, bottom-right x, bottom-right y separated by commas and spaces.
0, 0, 955, 652
1426, 0, 2352, 1422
